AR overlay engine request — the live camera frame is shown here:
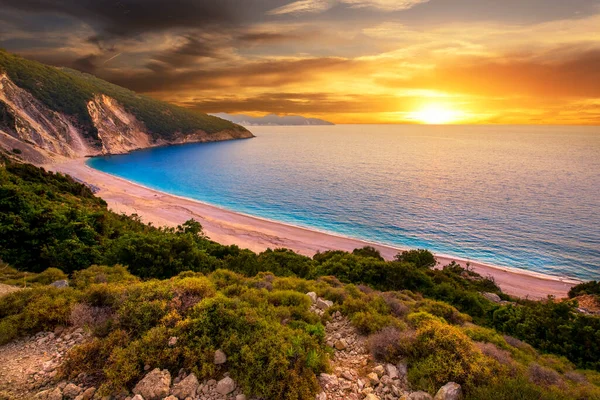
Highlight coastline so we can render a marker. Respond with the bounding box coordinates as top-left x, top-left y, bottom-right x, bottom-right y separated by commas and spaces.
45, 158, 581, 300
